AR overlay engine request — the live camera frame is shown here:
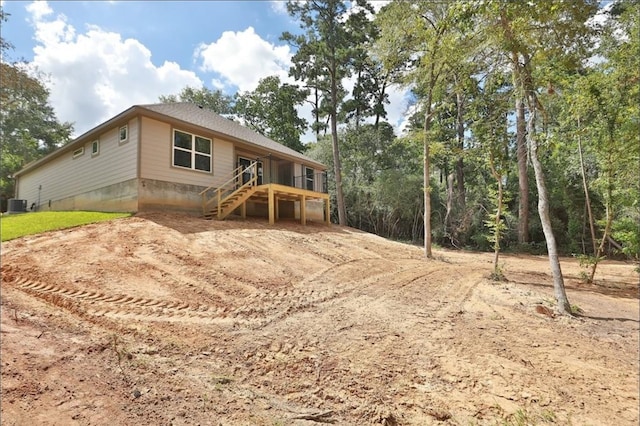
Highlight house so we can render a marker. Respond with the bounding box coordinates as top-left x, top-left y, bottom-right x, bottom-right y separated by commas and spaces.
14, 103, 330, 225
